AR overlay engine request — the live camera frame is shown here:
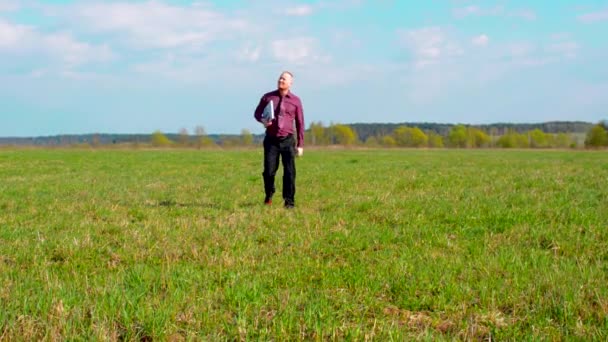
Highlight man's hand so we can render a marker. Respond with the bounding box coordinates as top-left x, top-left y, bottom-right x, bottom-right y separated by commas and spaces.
297, 147, 303, 157
262, 120, 273, 128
